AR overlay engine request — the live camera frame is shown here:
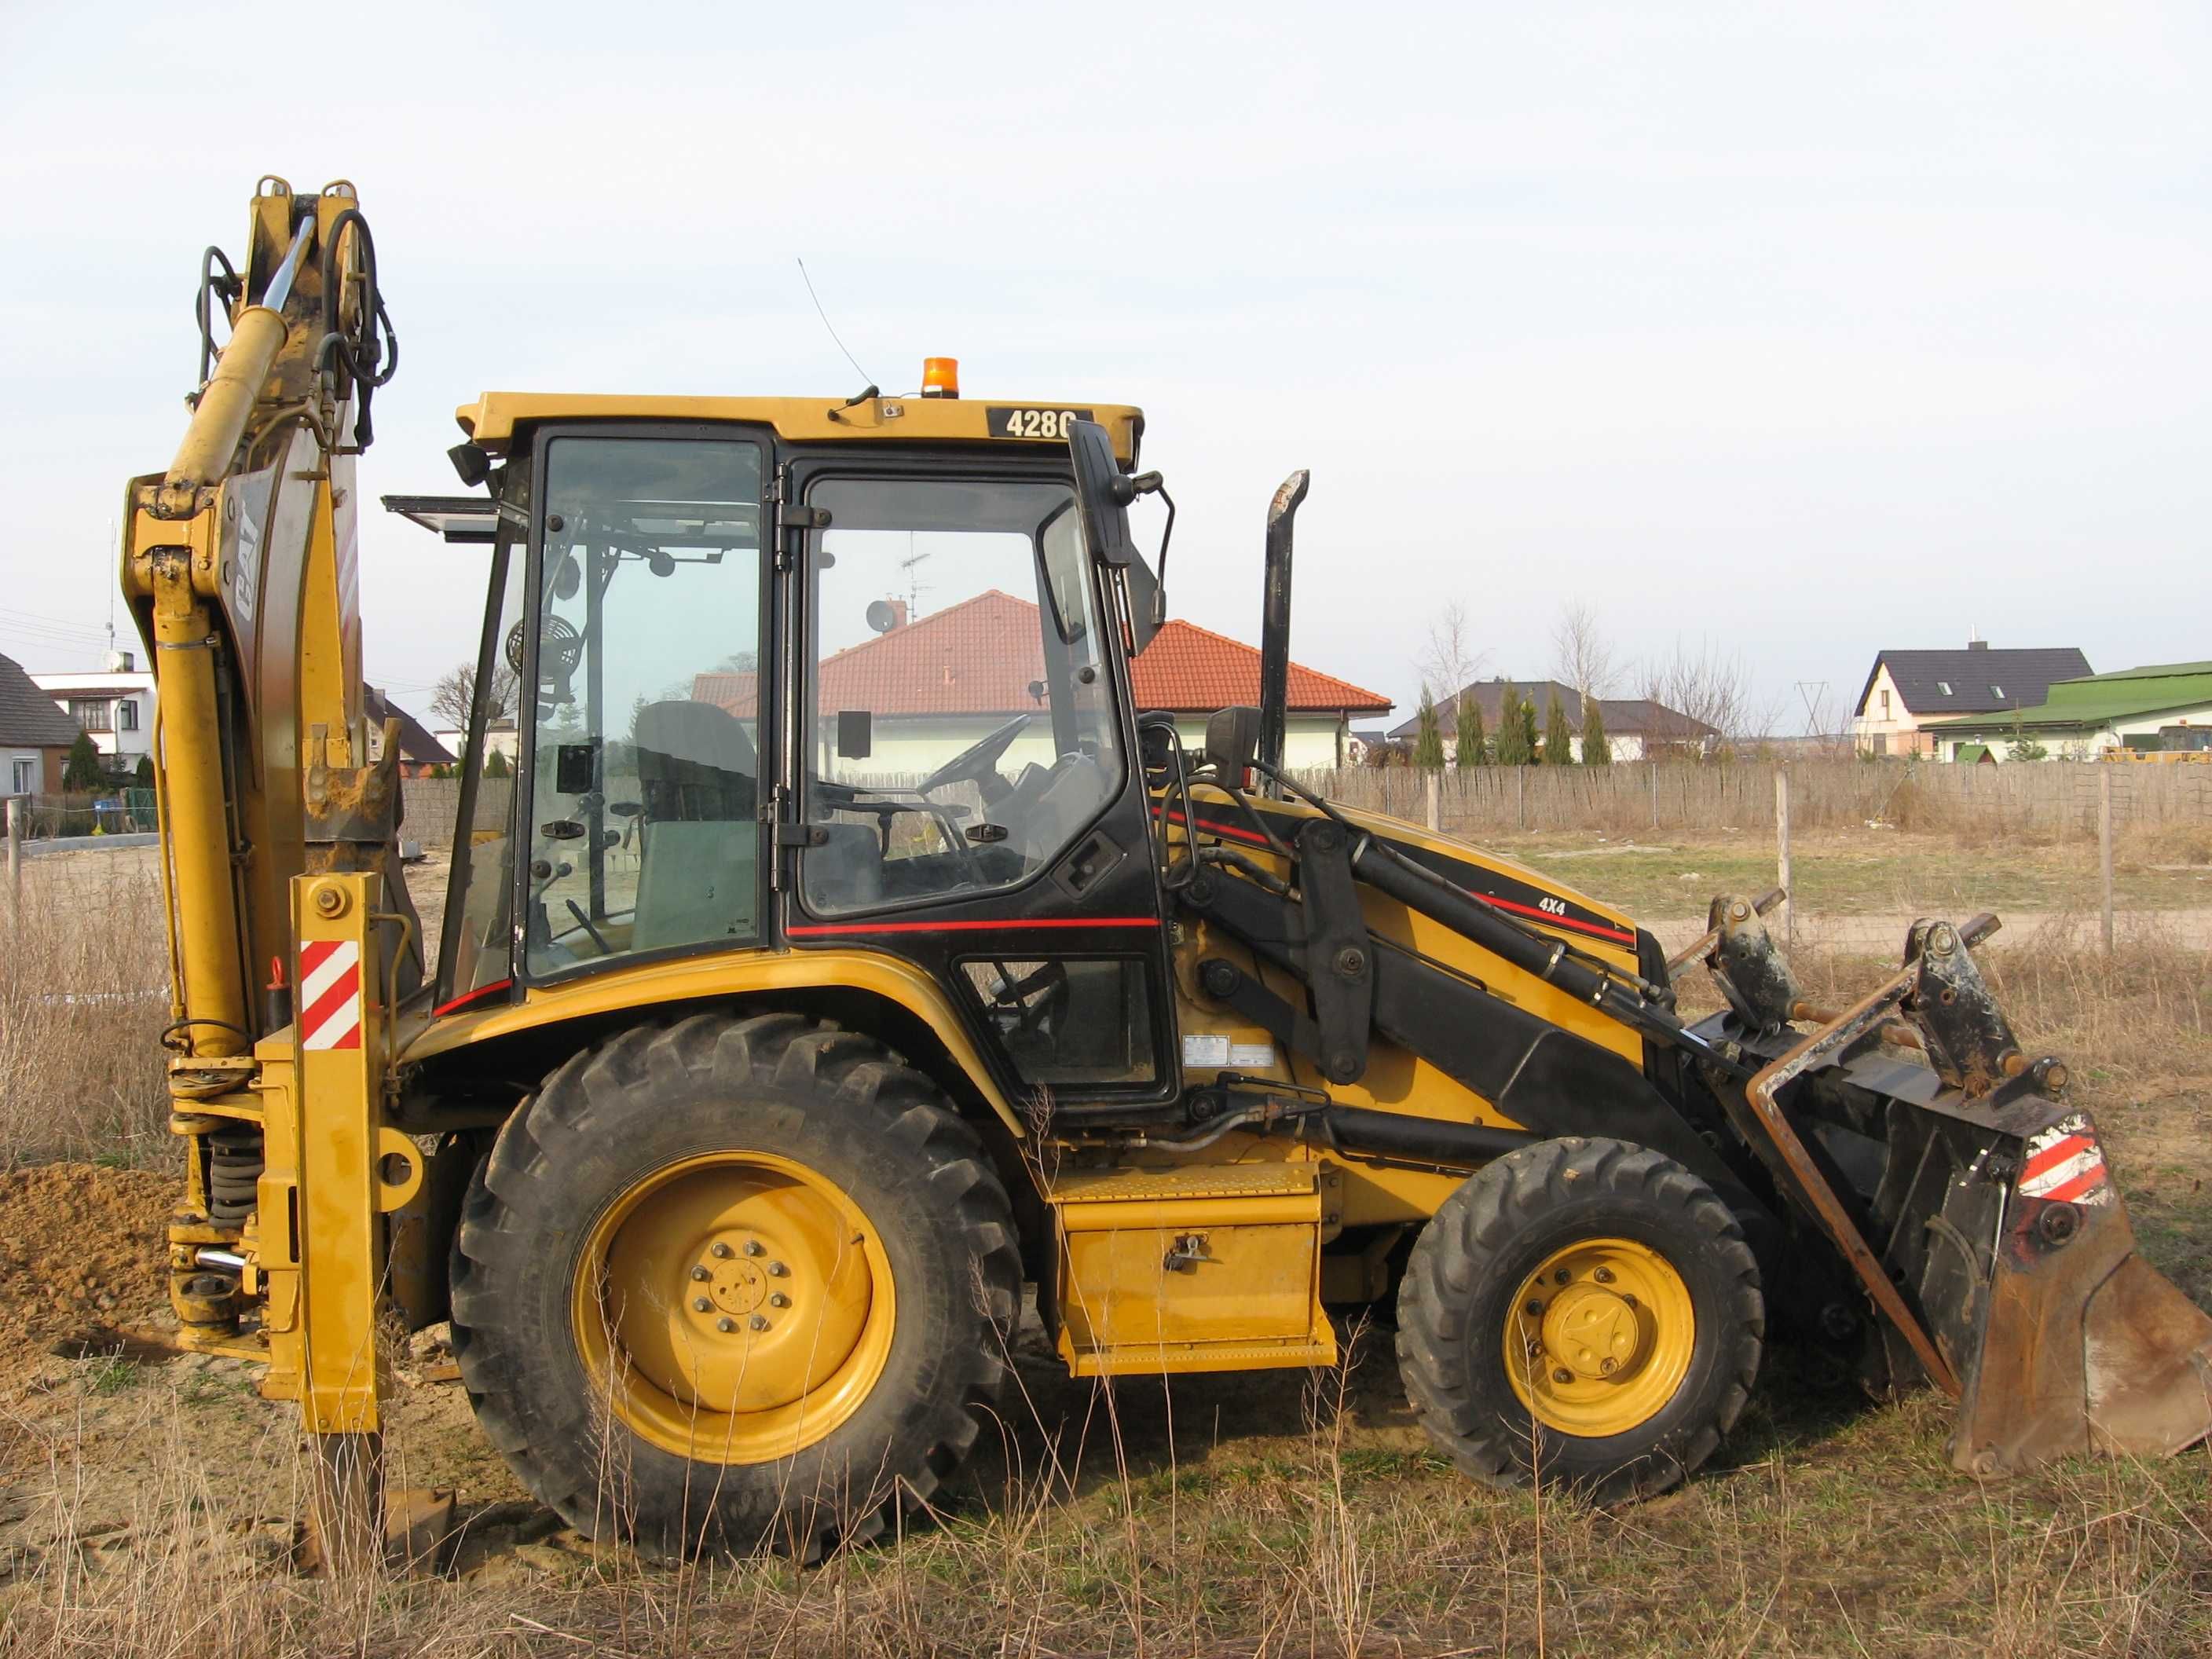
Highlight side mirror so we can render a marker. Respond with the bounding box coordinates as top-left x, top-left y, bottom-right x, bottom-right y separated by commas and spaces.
1066, 418, 1139, 567
1204, 705, 1262, 775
